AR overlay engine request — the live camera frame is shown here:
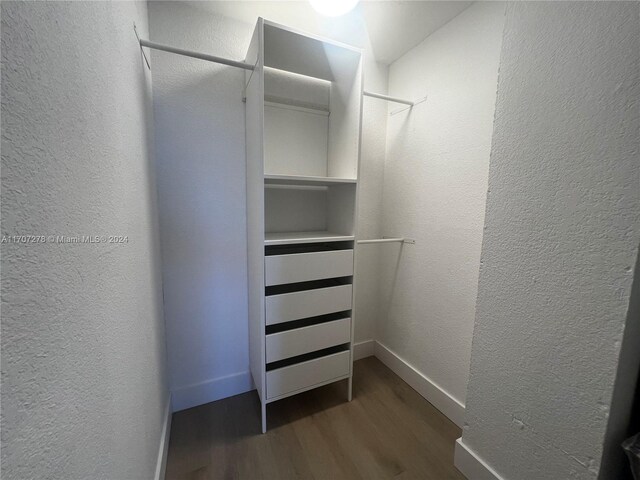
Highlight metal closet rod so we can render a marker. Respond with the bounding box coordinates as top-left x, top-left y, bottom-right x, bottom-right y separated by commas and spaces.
363, 91, 414, 106
136, 33, 413, 106
357, 238, 414, 245
138, 37, 255, 71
